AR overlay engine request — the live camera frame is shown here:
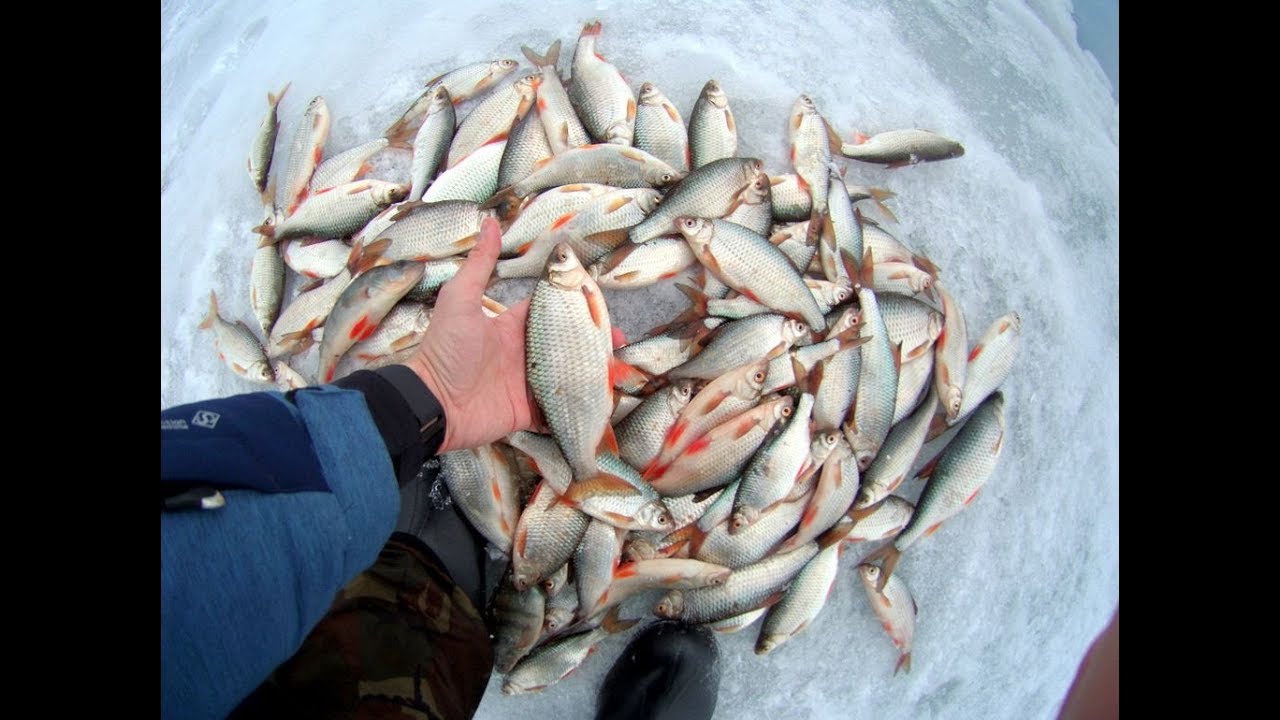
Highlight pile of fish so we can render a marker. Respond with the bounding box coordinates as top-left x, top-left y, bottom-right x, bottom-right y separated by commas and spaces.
199, 20, 1020, 696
